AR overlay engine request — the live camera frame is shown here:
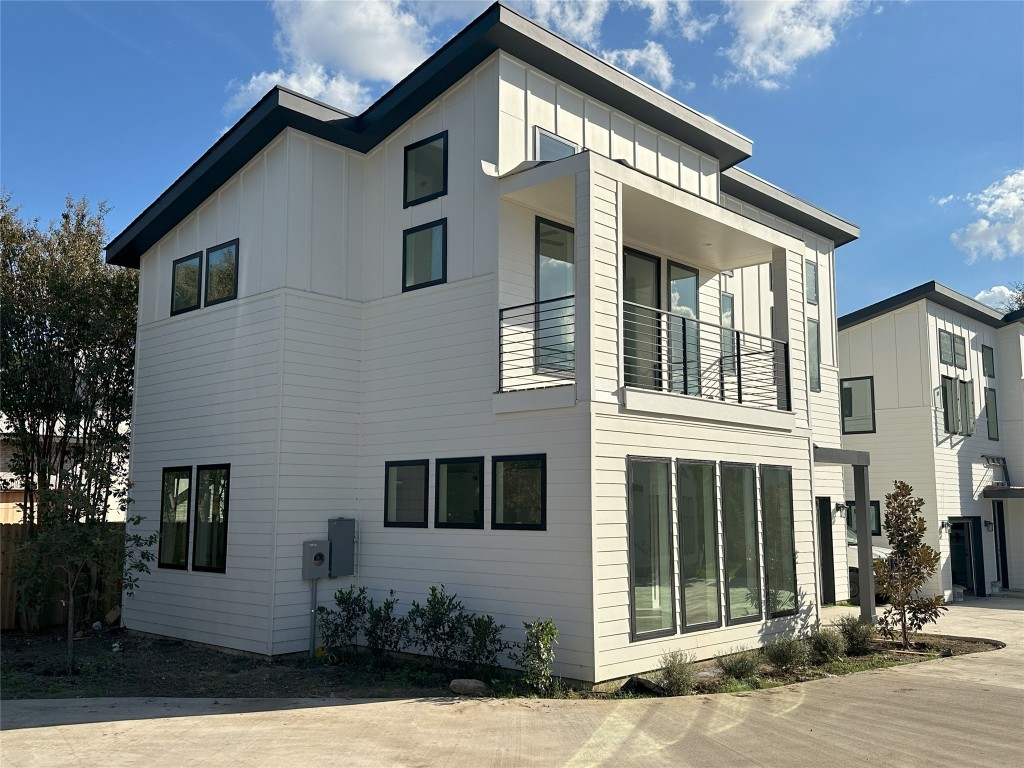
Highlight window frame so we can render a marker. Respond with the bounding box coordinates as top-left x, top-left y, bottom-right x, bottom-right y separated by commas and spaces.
958, 379, 975, 436
982, 345, 995, 378
533, 126, 578, 162
840, 376, 876, 434
721, 461, 763, 627
985, 387, 999, 440
940, 375, 958, 434
434, 456, 485, 530
952, 334, 967, 370
170, 252, 203, 316
403, 130, 448, 208
626, 455, 677, 641
191, 463, 230, 574
401, 219, 448, 293
807, 318, 821, 392
761, 464, 798, 620
203, 239, 239, 308
384, 459, 430, 529
938, 329, 954, 365
676, 458, 722, 633
491, 453, 547, 531
721, 292, 736, 375
846, 500, 882, 538
805, 259, 818, 305
158, 466, 193, 570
